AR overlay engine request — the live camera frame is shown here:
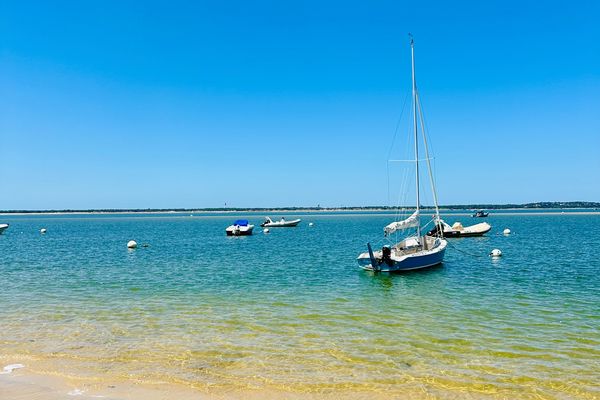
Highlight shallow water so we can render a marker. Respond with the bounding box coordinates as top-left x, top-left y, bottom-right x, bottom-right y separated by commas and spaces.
0, 212, 598, 398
